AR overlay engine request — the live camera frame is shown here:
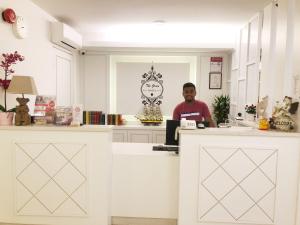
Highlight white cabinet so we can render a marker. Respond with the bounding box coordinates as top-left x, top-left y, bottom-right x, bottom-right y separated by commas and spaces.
112, 127, 166, 143
128, 130, 152, 143
55, 47, 73, 106
0, 126, 112, 225
152, 130, 166, 144
113, 130, 128, 142
178, 130, 300, 225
